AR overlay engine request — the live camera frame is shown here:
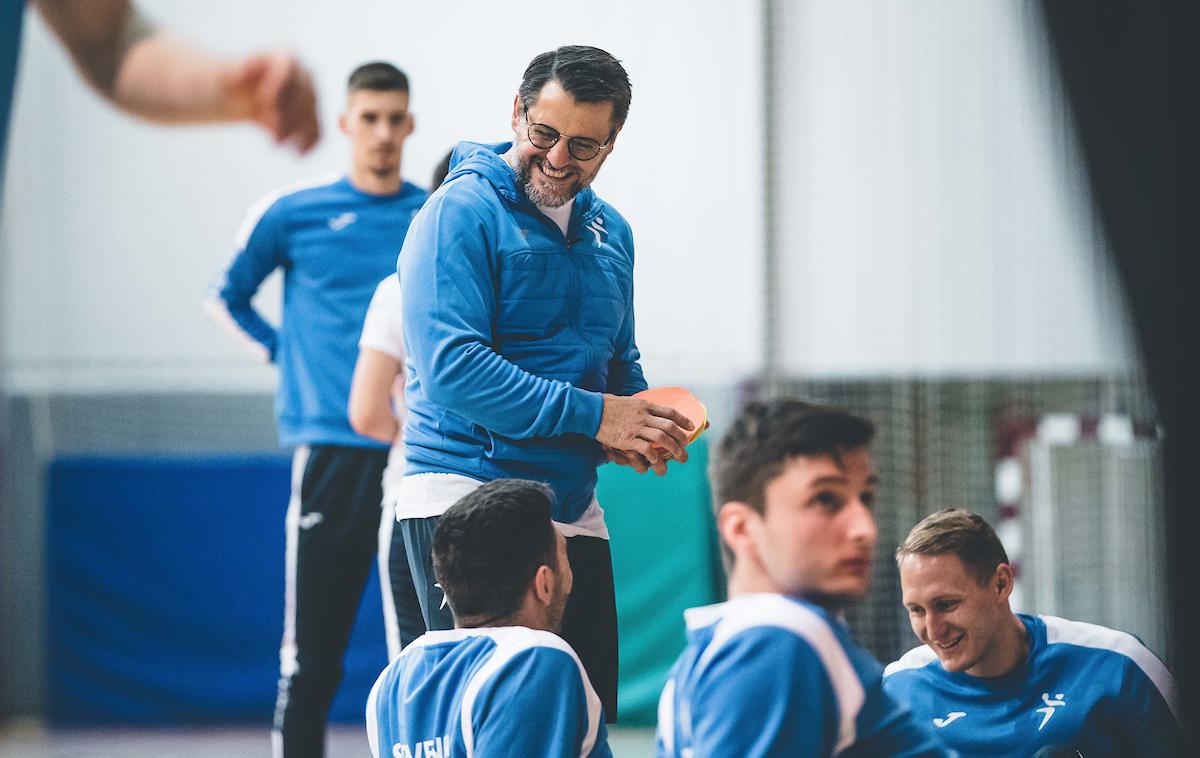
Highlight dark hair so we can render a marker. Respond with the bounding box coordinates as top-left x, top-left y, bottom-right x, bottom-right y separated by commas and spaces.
518, 46, 632, 131
896, 508, 1011, 586
712, 398, 876, 516
431, 148, 454, 189
432, 479, 558, 622
347, 61, 409, 94
711, 399, 876, 567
